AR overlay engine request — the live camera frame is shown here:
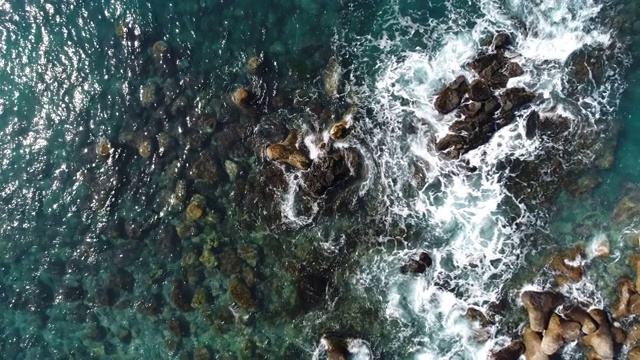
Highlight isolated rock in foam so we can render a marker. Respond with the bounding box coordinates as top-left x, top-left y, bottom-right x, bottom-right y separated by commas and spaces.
582, 309, 614, 360
540, 313, 581, 355
434, 75, 468, 114
558, 303, 598, 334
520, 290, 564, 332
523, 327, 549, 360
